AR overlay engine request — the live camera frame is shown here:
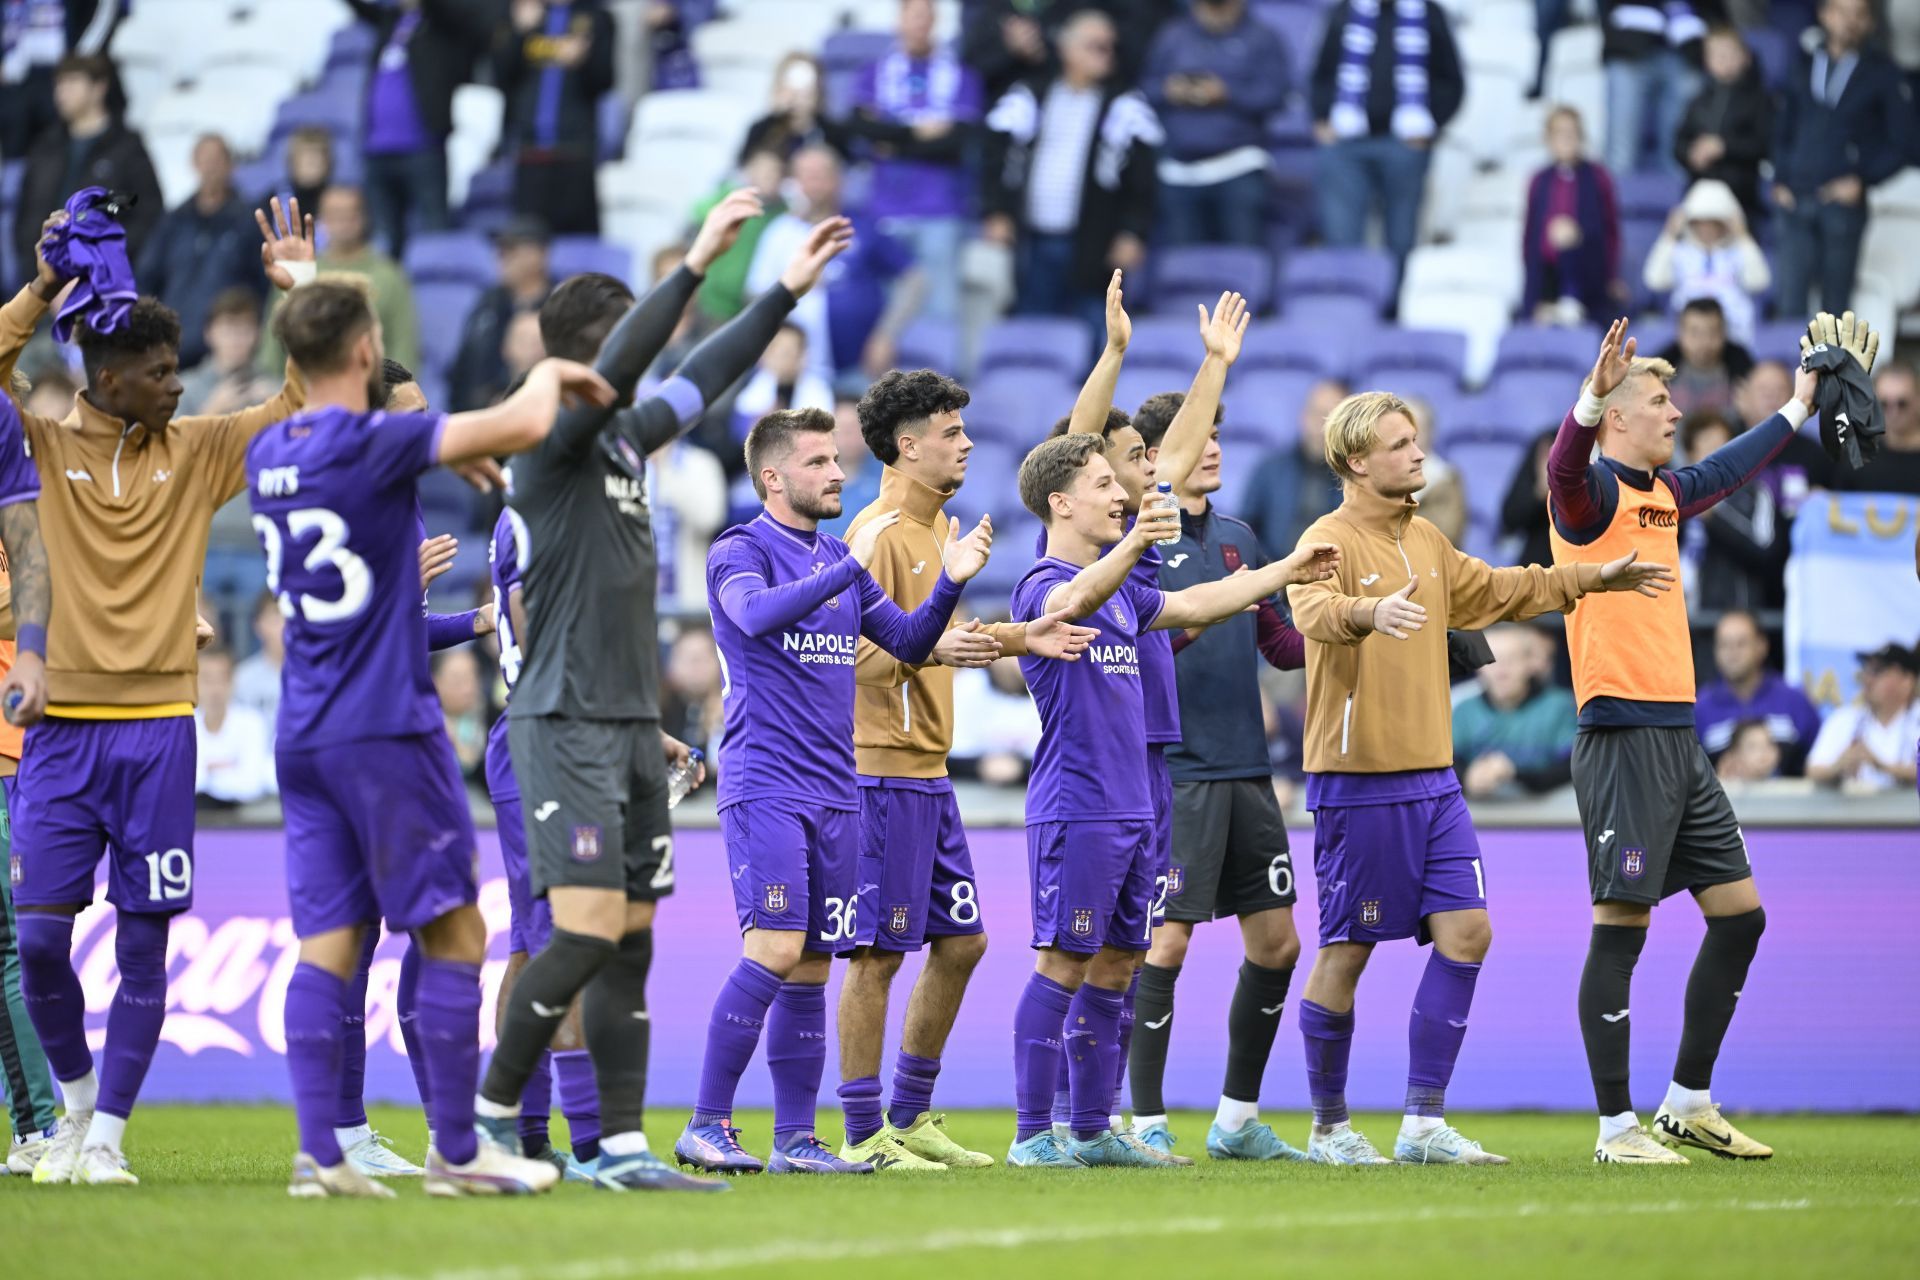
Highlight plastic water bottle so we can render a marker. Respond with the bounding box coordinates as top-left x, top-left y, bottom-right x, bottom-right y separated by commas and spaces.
1148, 481, 1181, 545
2, 689, 22, 726
666, 748, 705, 809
